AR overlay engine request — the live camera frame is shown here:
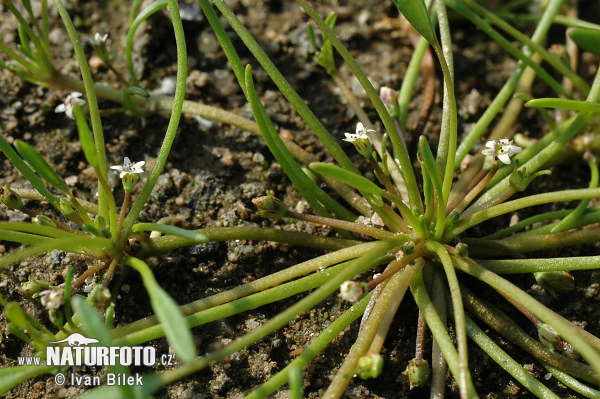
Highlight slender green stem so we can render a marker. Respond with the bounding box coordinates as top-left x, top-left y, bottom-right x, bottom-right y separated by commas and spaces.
245, 66, 355, 223
130, 239, 403, 393
245, 290, 373, 399
410, 266, 479, 398
52, 0, 117, 236
458, 0, 589, 95
543, 362, 600, 399
323, 258, 423, 399
0, 221, 75, 238
113, 241, 383, 339
445, 187, 600, 239
0, 236, 115, 269
461, 285, 600, 384
120, 0, 186, 245
478, 256, 600, 274
134, 225, 359, 258
473, 65, 600, 210
428, 242, 471, 399
434, 0, 454, 178
205, 0, 358, 178
482, 228, 600, 255
429, 269, 448, 399
448, 0, 573, 98
552, 159, 598, 232
126, 0, 167, 86
115, 255, 387, 347
454, 256, 600, 378
483, 209, 571, 239
454, 0, 565, 166
398, 36, 429, 130
288, 211, 393, 240
295, 0, 423, 212
464, 315, 560, 399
